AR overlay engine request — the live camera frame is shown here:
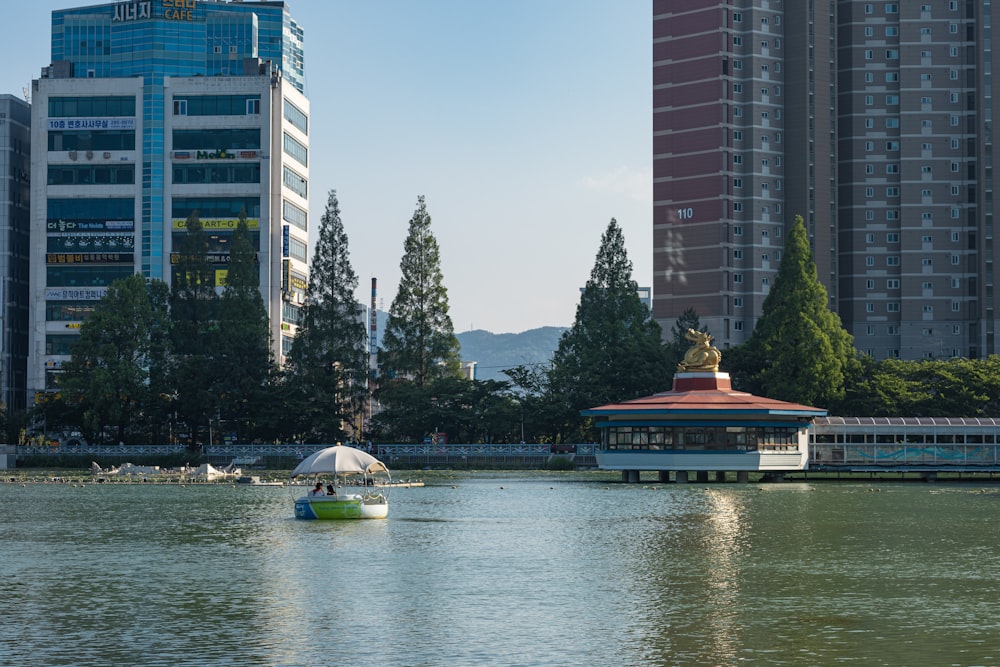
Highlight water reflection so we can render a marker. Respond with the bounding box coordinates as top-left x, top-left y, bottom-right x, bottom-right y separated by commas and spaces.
4, 478, 1000, 666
